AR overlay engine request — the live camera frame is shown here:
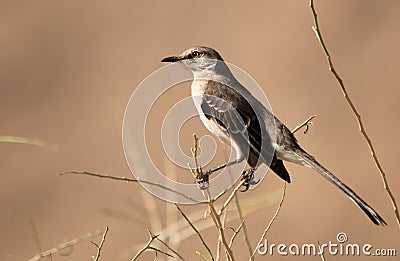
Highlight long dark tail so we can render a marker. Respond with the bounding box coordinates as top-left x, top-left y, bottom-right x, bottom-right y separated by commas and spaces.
295, 149, 386, 226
